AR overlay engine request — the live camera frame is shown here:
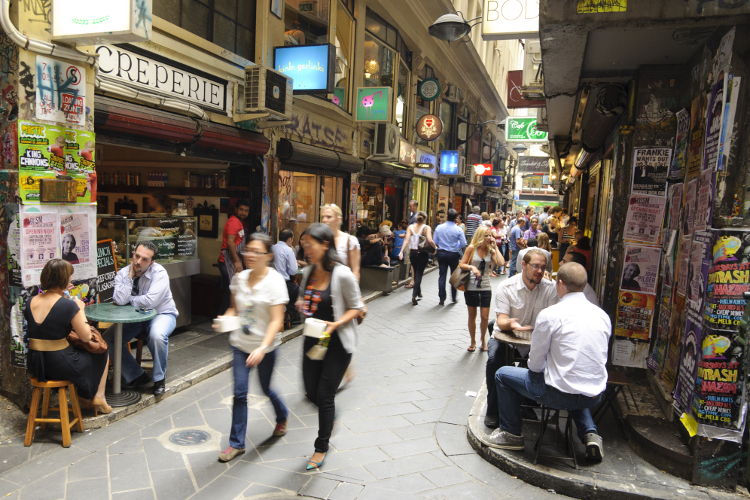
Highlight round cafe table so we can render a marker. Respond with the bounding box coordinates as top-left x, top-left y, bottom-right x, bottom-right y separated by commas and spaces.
85, 303, 157, 407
